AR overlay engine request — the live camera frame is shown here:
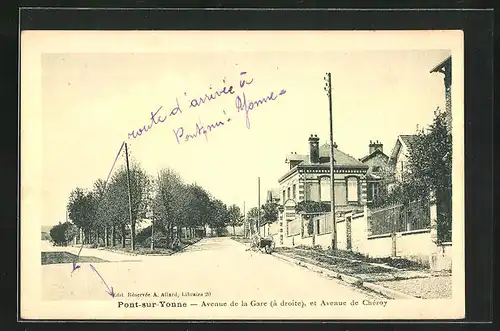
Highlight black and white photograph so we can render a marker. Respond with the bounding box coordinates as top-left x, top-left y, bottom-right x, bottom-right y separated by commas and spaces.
21, 30, 464, 320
